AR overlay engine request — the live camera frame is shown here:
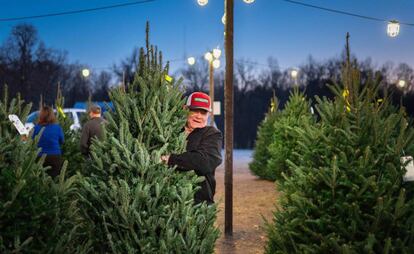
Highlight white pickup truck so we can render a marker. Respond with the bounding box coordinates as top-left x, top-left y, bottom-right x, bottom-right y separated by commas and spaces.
25, 108, 87, 132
